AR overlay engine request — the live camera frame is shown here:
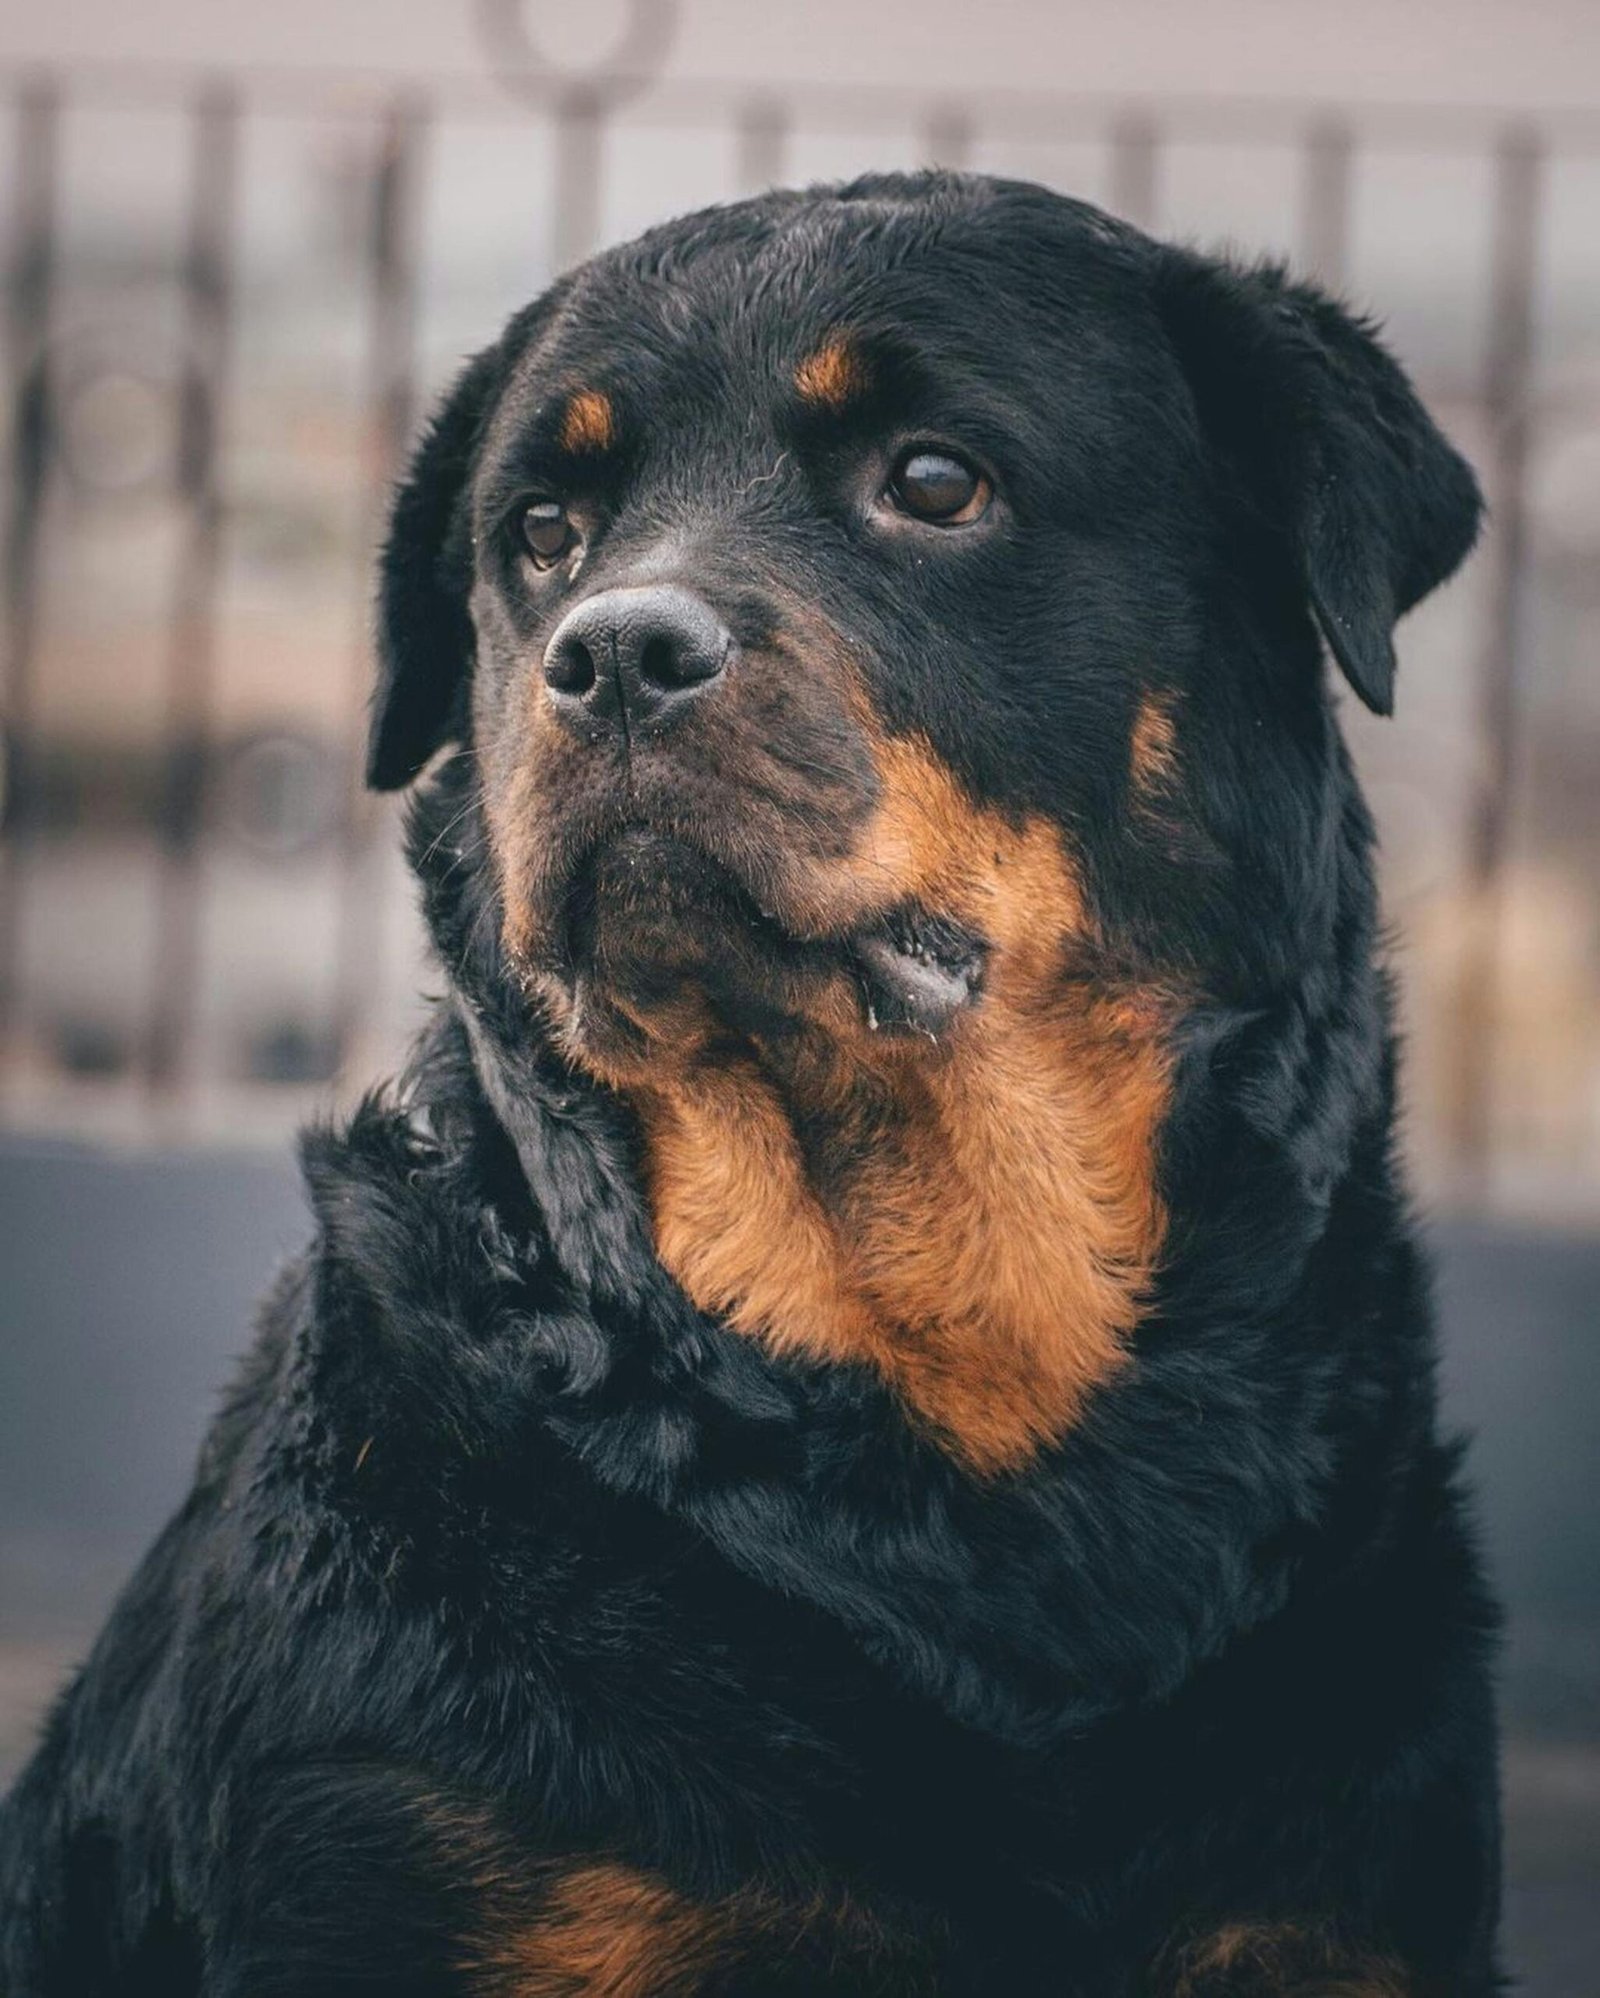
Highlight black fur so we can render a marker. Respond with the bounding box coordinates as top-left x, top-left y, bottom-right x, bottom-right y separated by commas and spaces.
2, 174, 1500, 1995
